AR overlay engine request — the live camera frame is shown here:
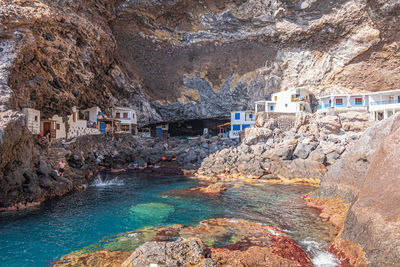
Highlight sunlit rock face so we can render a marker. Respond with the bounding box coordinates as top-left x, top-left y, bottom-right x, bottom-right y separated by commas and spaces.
1, 0, 400, 124
111, 0, 400, 123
